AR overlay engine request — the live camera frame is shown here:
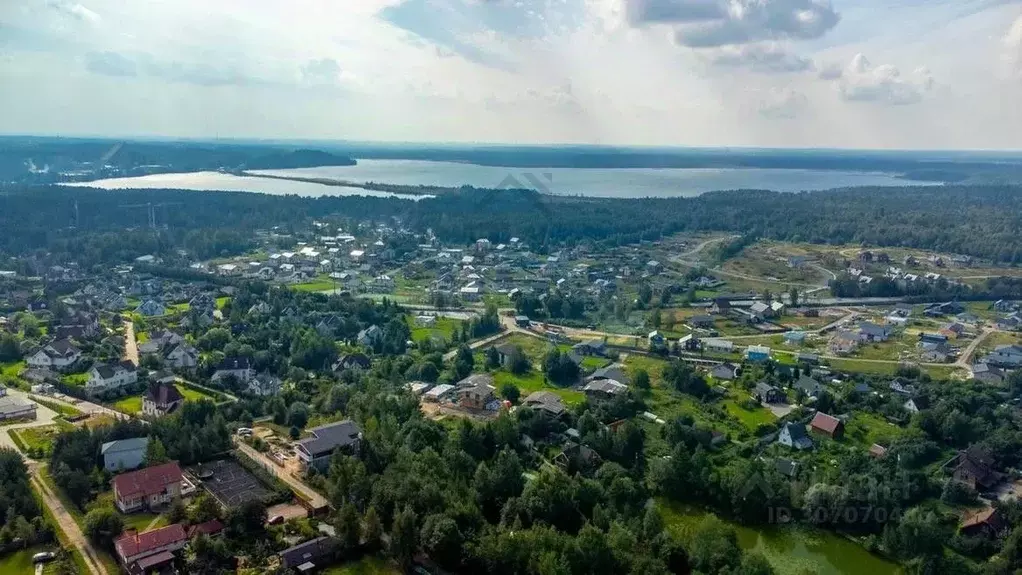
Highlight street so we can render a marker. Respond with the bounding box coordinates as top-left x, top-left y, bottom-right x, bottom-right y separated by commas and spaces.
122, 319, 138, 366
